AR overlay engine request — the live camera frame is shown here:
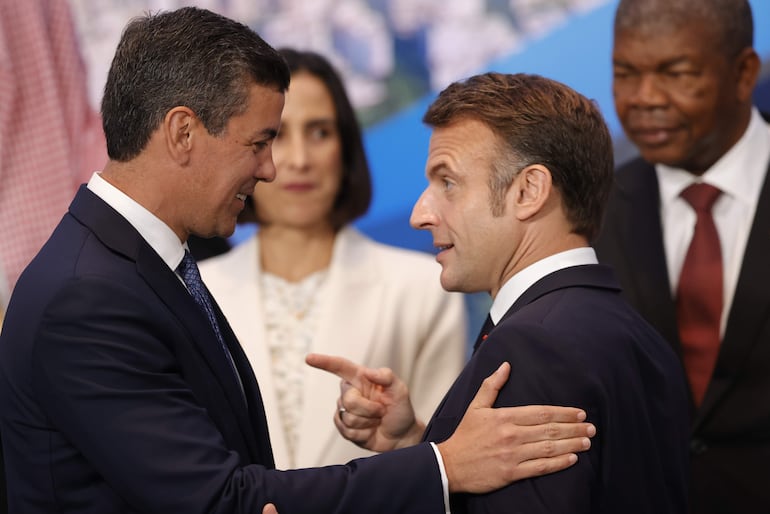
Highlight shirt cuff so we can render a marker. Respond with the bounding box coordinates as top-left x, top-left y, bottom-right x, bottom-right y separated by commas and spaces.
429, 442, 451, 514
